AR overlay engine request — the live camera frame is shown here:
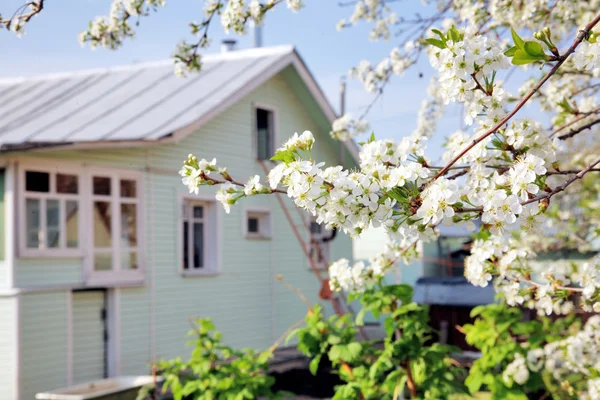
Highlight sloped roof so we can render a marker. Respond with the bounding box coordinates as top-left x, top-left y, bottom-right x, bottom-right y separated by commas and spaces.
0, 45, 359, 160
413, 277, 495, 306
